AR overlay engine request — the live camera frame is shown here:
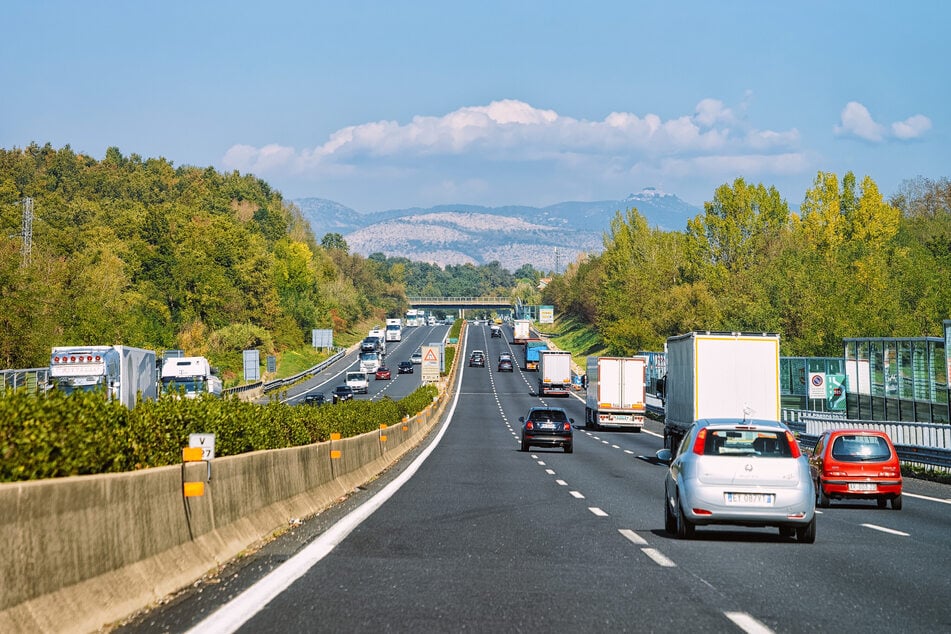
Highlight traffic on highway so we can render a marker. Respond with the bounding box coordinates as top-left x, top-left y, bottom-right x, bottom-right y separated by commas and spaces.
121, 320, 951, 633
